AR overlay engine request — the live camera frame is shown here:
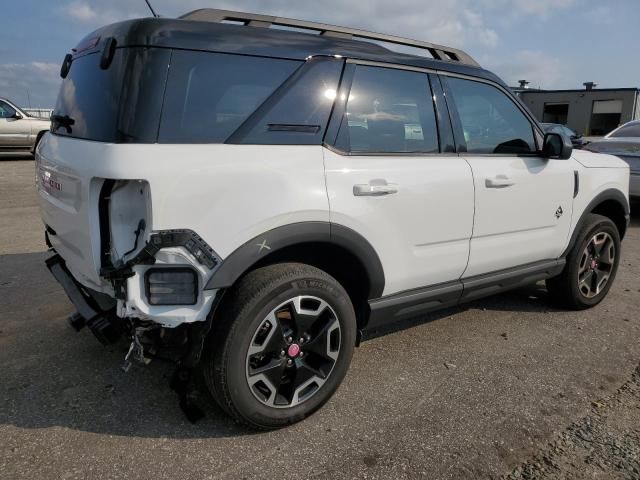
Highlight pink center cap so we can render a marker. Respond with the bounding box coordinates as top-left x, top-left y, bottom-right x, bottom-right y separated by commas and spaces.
287, 343, 300, 358
591, 259, 597, 269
